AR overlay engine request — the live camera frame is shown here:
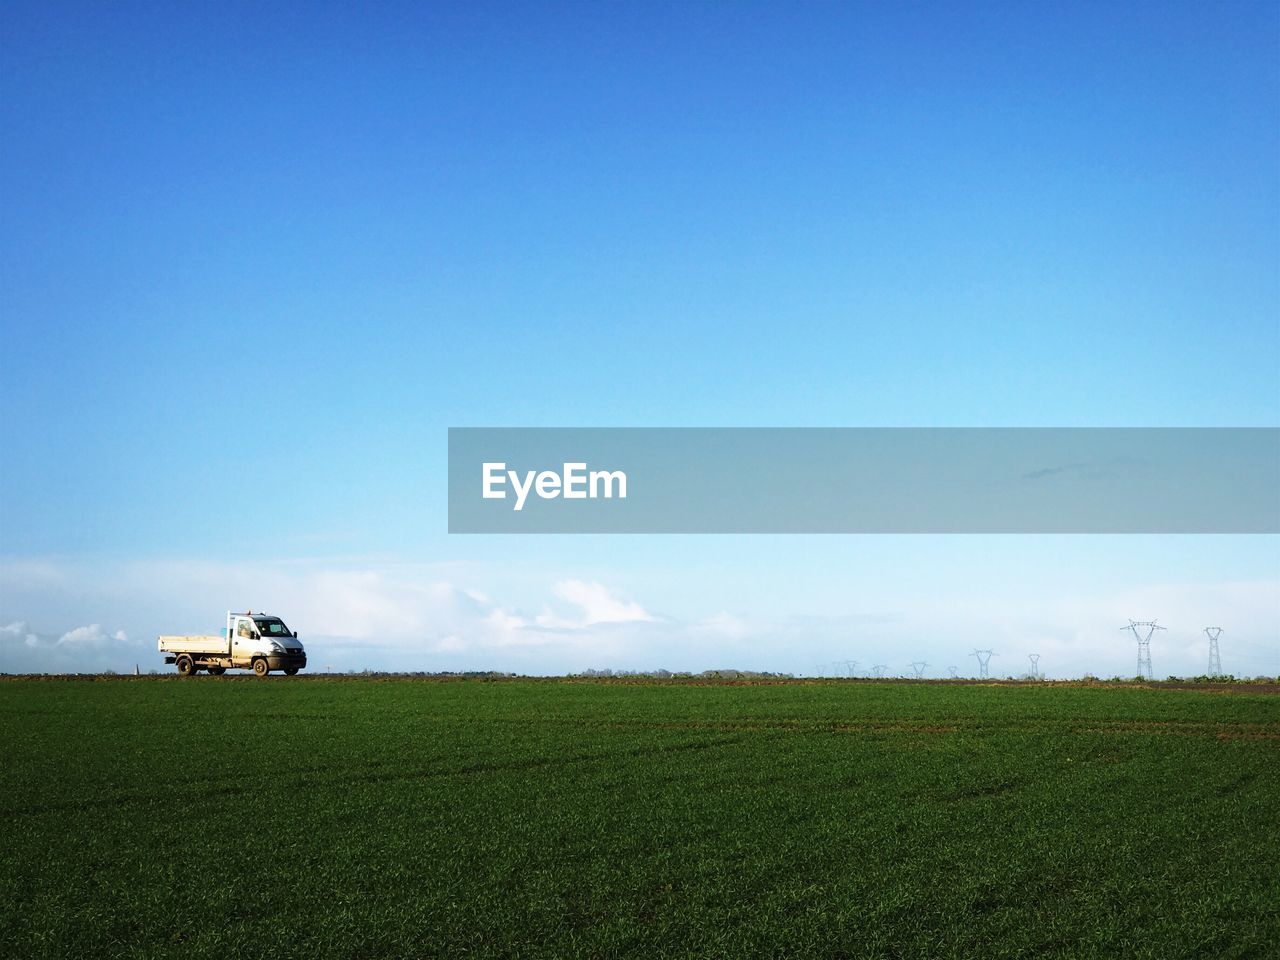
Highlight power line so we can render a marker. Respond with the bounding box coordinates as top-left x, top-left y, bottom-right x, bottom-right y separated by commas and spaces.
1205, 627, 1223, 677
970, 649, 996, 679
1121, 620, 1164, 680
